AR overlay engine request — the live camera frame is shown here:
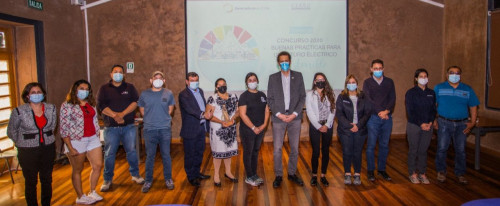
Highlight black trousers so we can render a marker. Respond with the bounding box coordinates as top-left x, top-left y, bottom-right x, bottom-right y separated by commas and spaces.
309, 123, 333, 175
182, 129, 206, 181
240, 126, 264, 177
17, 143, 55, 206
